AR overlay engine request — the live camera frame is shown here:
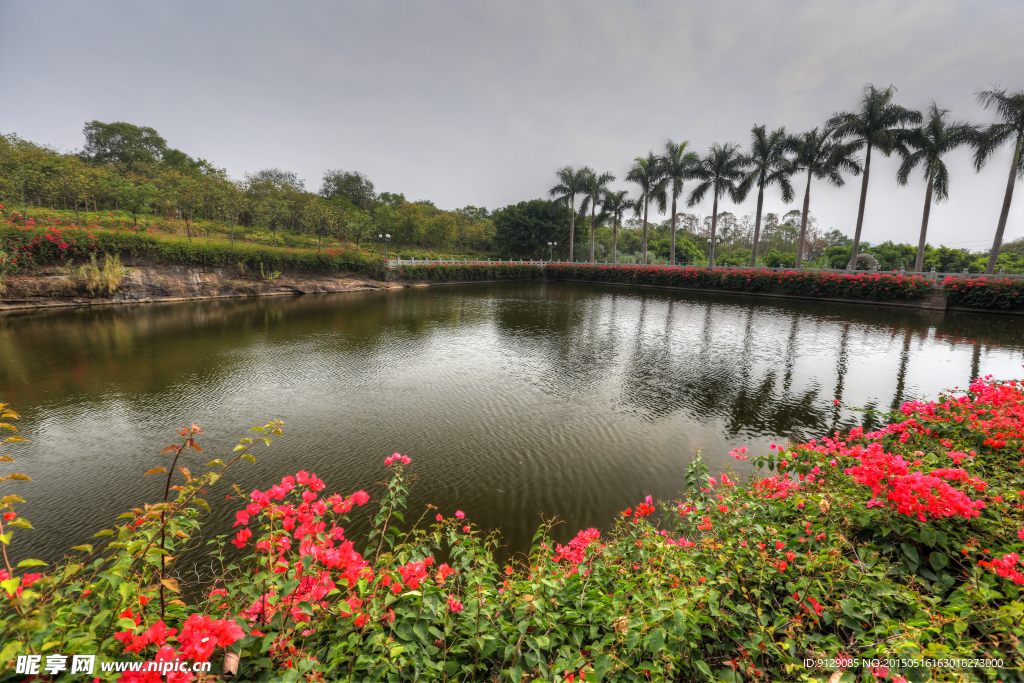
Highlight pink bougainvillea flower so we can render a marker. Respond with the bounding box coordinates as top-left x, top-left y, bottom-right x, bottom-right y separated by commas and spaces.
455, 510, 465, 519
